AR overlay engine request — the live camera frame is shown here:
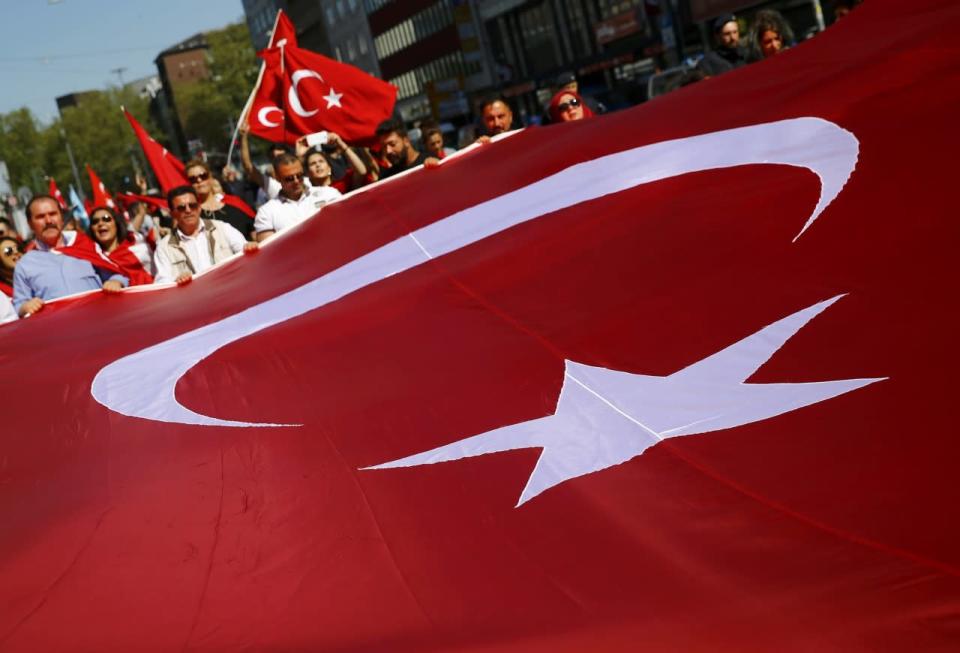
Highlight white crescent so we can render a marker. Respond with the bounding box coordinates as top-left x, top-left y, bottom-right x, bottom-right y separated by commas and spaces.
288, 69, 324, 118
91, 117, 860, 427
257, 106, 283, 129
